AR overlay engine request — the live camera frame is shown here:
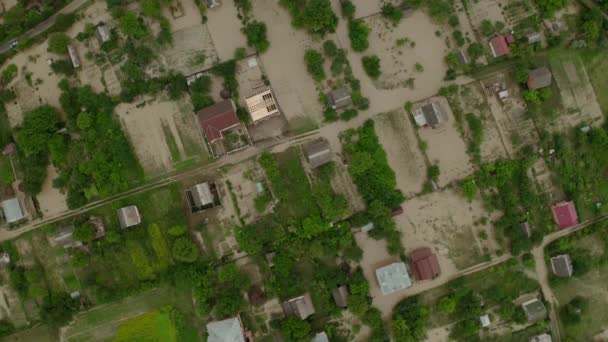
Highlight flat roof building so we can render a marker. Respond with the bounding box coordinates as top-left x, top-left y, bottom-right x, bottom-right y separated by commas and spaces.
117, 205, 141, 229
376, 262, 412, 295
551, 201, 578, 229
196, 100, 241, 143
551, 254, 573, 278
304, 139, 332, 169
245, 89, 280, 124
1, 198, 25, 224
206, 316, 246, 342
